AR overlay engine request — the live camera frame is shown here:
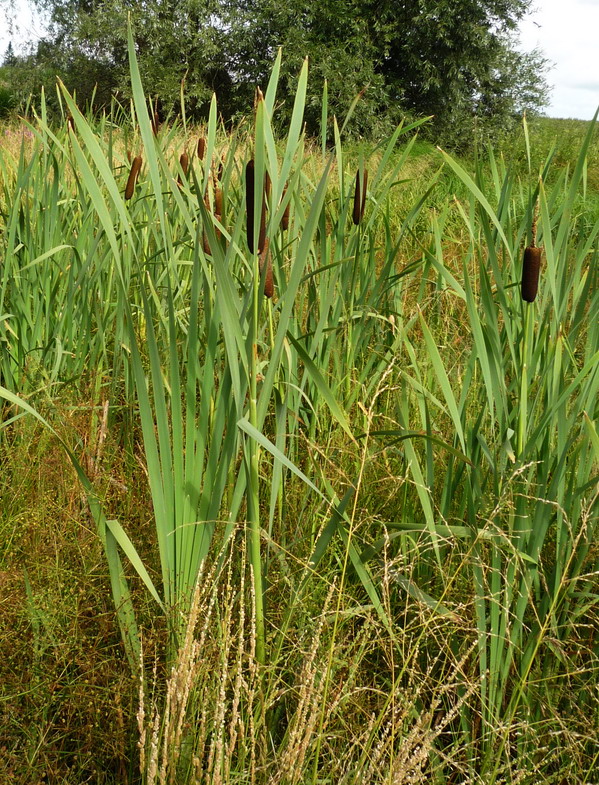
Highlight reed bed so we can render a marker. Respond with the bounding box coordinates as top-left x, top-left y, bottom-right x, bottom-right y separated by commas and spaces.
0, 31, 597, 785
